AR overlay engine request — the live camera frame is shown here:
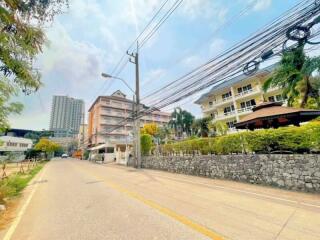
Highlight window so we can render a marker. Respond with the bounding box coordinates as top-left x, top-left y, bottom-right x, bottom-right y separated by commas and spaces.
268, 96, 275, 102
276, 94, 283, 101
226, 120, 237, 129
240, 99, 256, 109
238, 84, 252, 94
209, 101, 213, 106
7, 142, 18, 147
106, 147, 114, 153
222, 91, 232, 100
224, 105, 235, 114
